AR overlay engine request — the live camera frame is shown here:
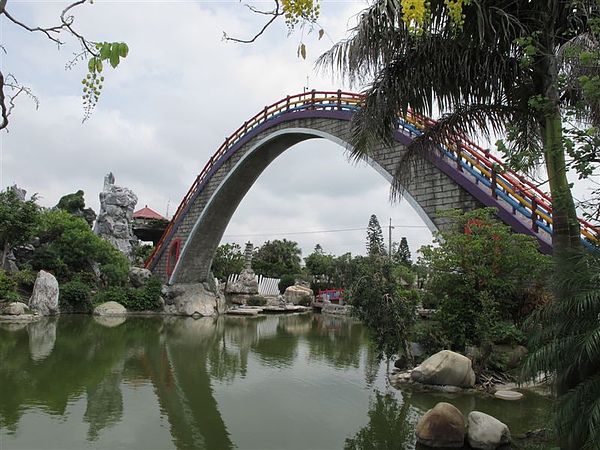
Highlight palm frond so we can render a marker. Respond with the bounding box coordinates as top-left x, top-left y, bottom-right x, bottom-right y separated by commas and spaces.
387, 104, 526, 199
